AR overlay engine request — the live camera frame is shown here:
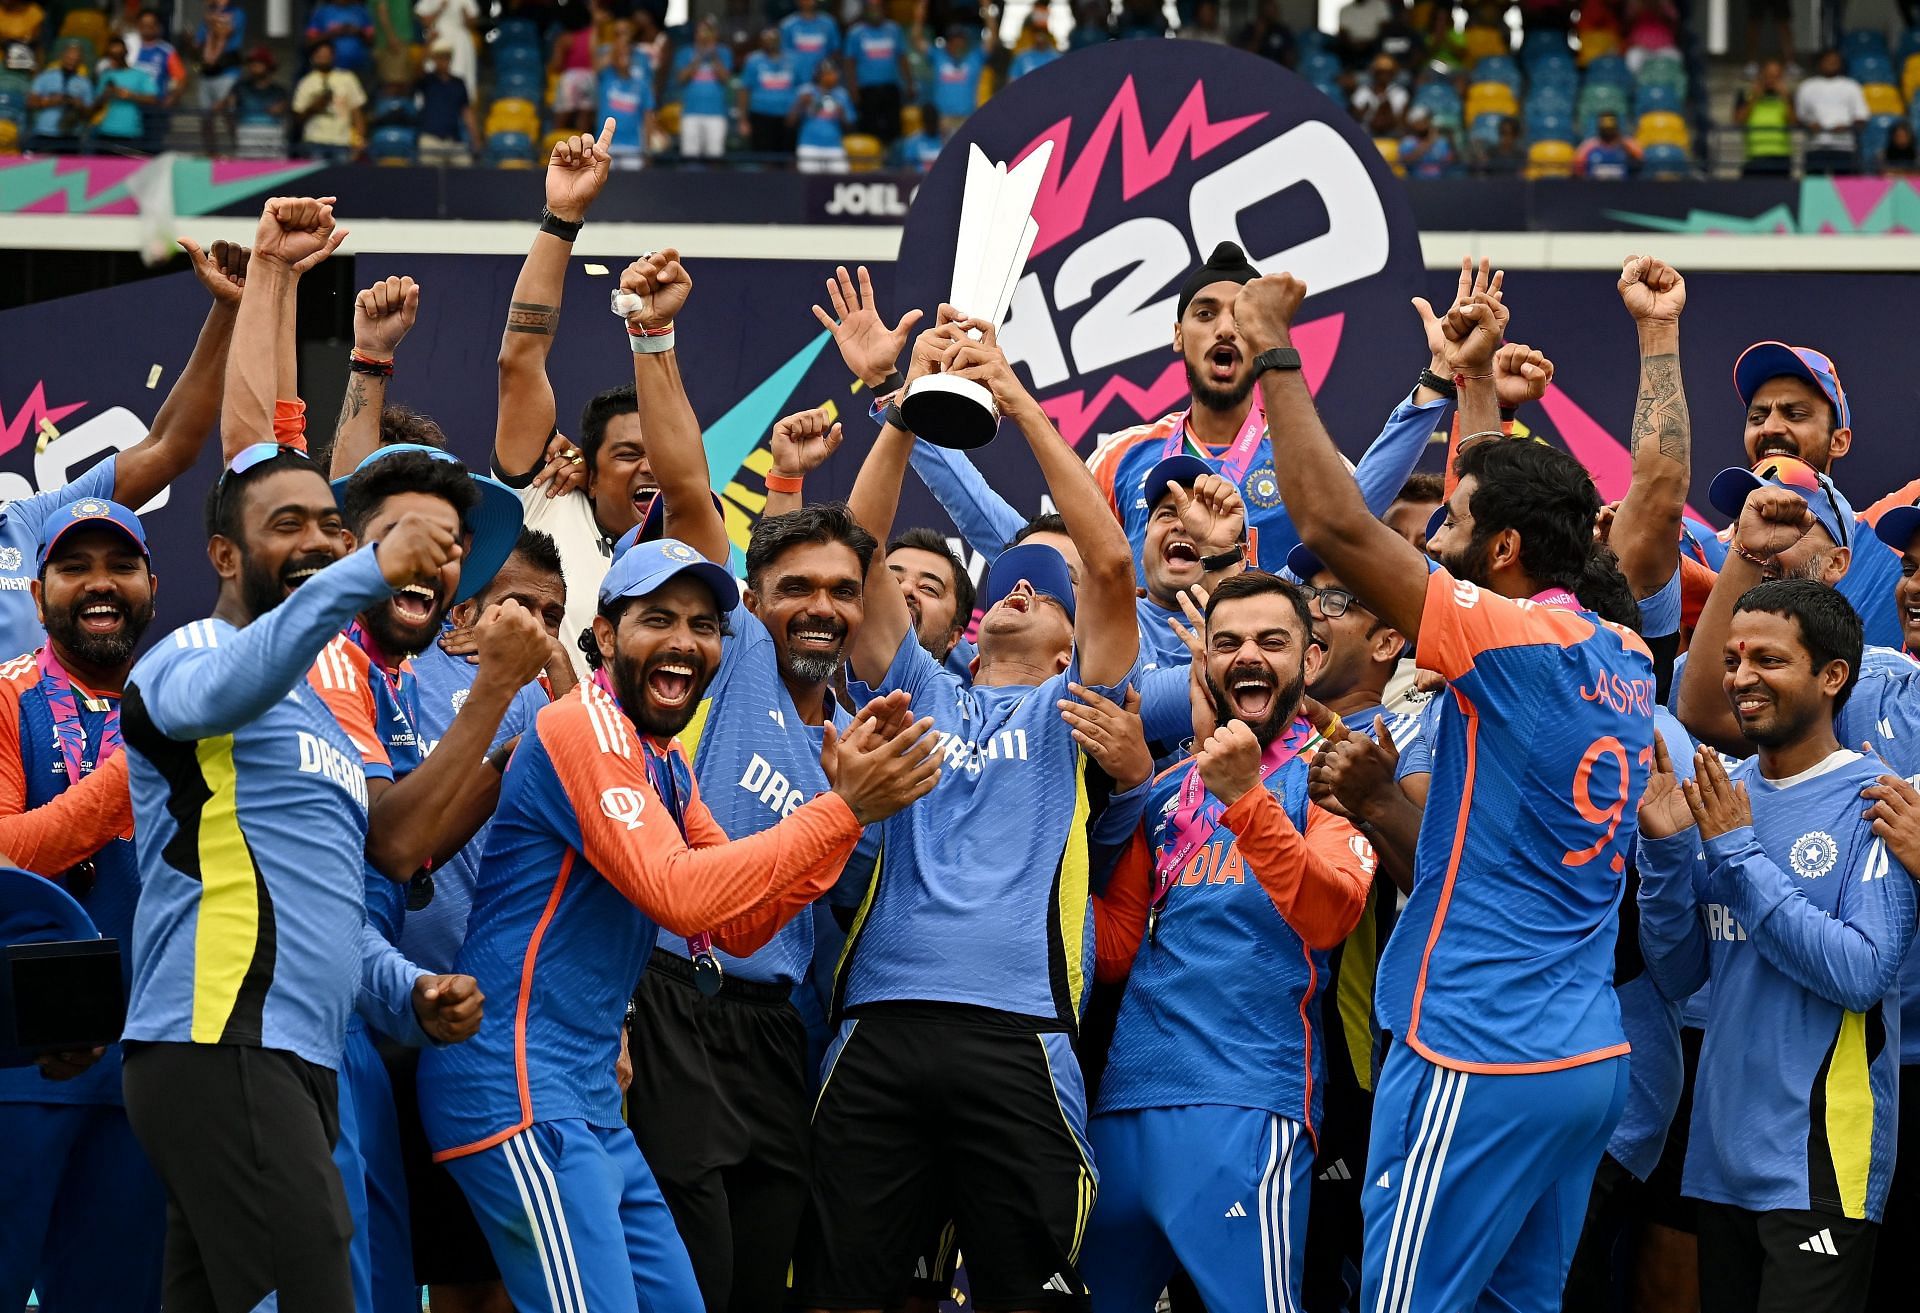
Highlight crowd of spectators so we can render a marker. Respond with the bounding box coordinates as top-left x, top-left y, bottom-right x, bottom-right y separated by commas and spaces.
2, 1, 1919, 177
